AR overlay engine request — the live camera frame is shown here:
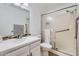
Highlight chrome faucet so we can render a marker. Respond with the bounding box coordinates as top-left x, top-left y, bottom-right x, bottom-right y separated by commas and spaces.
17, 34, 22, 39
